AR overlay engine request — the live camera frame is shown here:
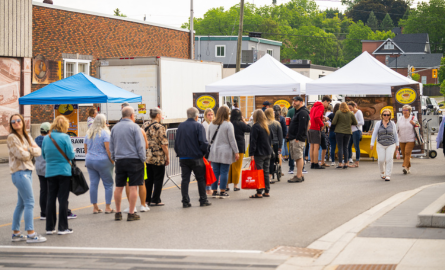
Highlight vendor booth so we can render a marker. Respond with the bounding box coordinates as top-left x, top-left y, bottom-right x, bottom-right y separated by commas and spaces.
19, 73, 142, 159
205, 54, 313, 118
306, 51, 424, 159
